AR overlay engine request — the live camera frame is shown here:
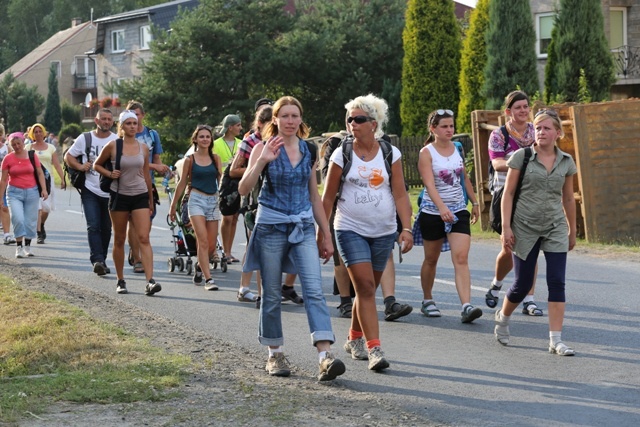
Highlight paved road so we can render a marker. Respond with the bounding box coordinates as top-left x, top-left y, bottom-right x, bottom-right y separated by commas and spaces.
2, 189, 639, 427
